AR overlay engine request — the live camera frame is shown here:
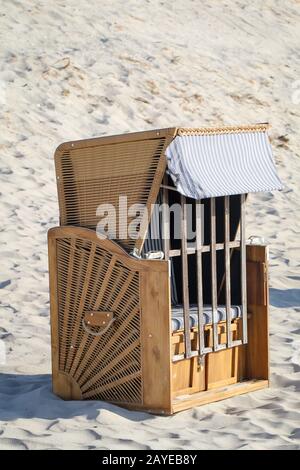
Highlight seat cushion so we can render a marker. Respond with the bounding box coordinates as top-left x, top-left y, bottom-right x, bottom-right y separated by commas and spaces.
171, 305, 242, 332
